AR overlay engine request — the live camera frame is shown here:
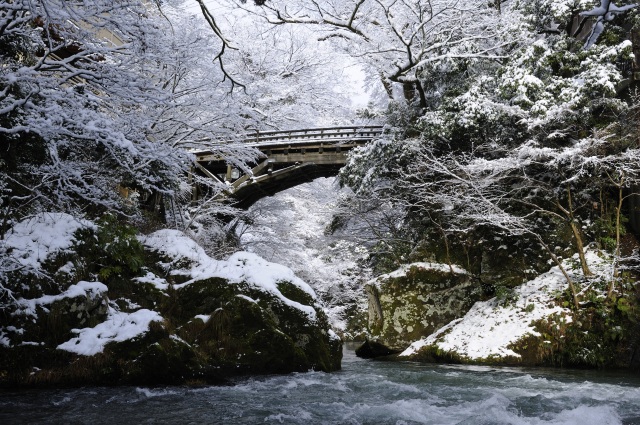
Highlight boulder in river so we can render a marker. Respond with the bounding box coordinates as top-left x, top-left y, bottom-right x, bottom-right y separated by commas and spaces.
355, 339, 401, 358
365, 262, 482, 351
